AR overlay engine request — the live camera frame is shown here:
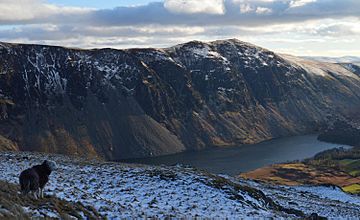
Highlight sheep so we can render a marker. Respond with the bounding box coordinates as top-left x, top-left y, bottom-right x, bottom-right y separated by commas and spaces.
19, 160, 57, 199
